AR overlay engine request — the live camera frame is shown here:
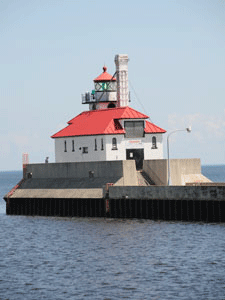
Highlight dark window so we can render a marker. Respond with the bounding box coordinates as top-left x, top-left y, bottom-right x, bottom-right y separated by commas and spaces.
64, 140, 67, 152
108, 103, 116, 108
124, 121, 144, 138
94, 139, 97, 151
82, 147, 88, 154
72, 140, 75, 152
101, 138, 104, 150
114, 119, 123, 130
152, 136, 157, 149
112, 138, 117, 150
